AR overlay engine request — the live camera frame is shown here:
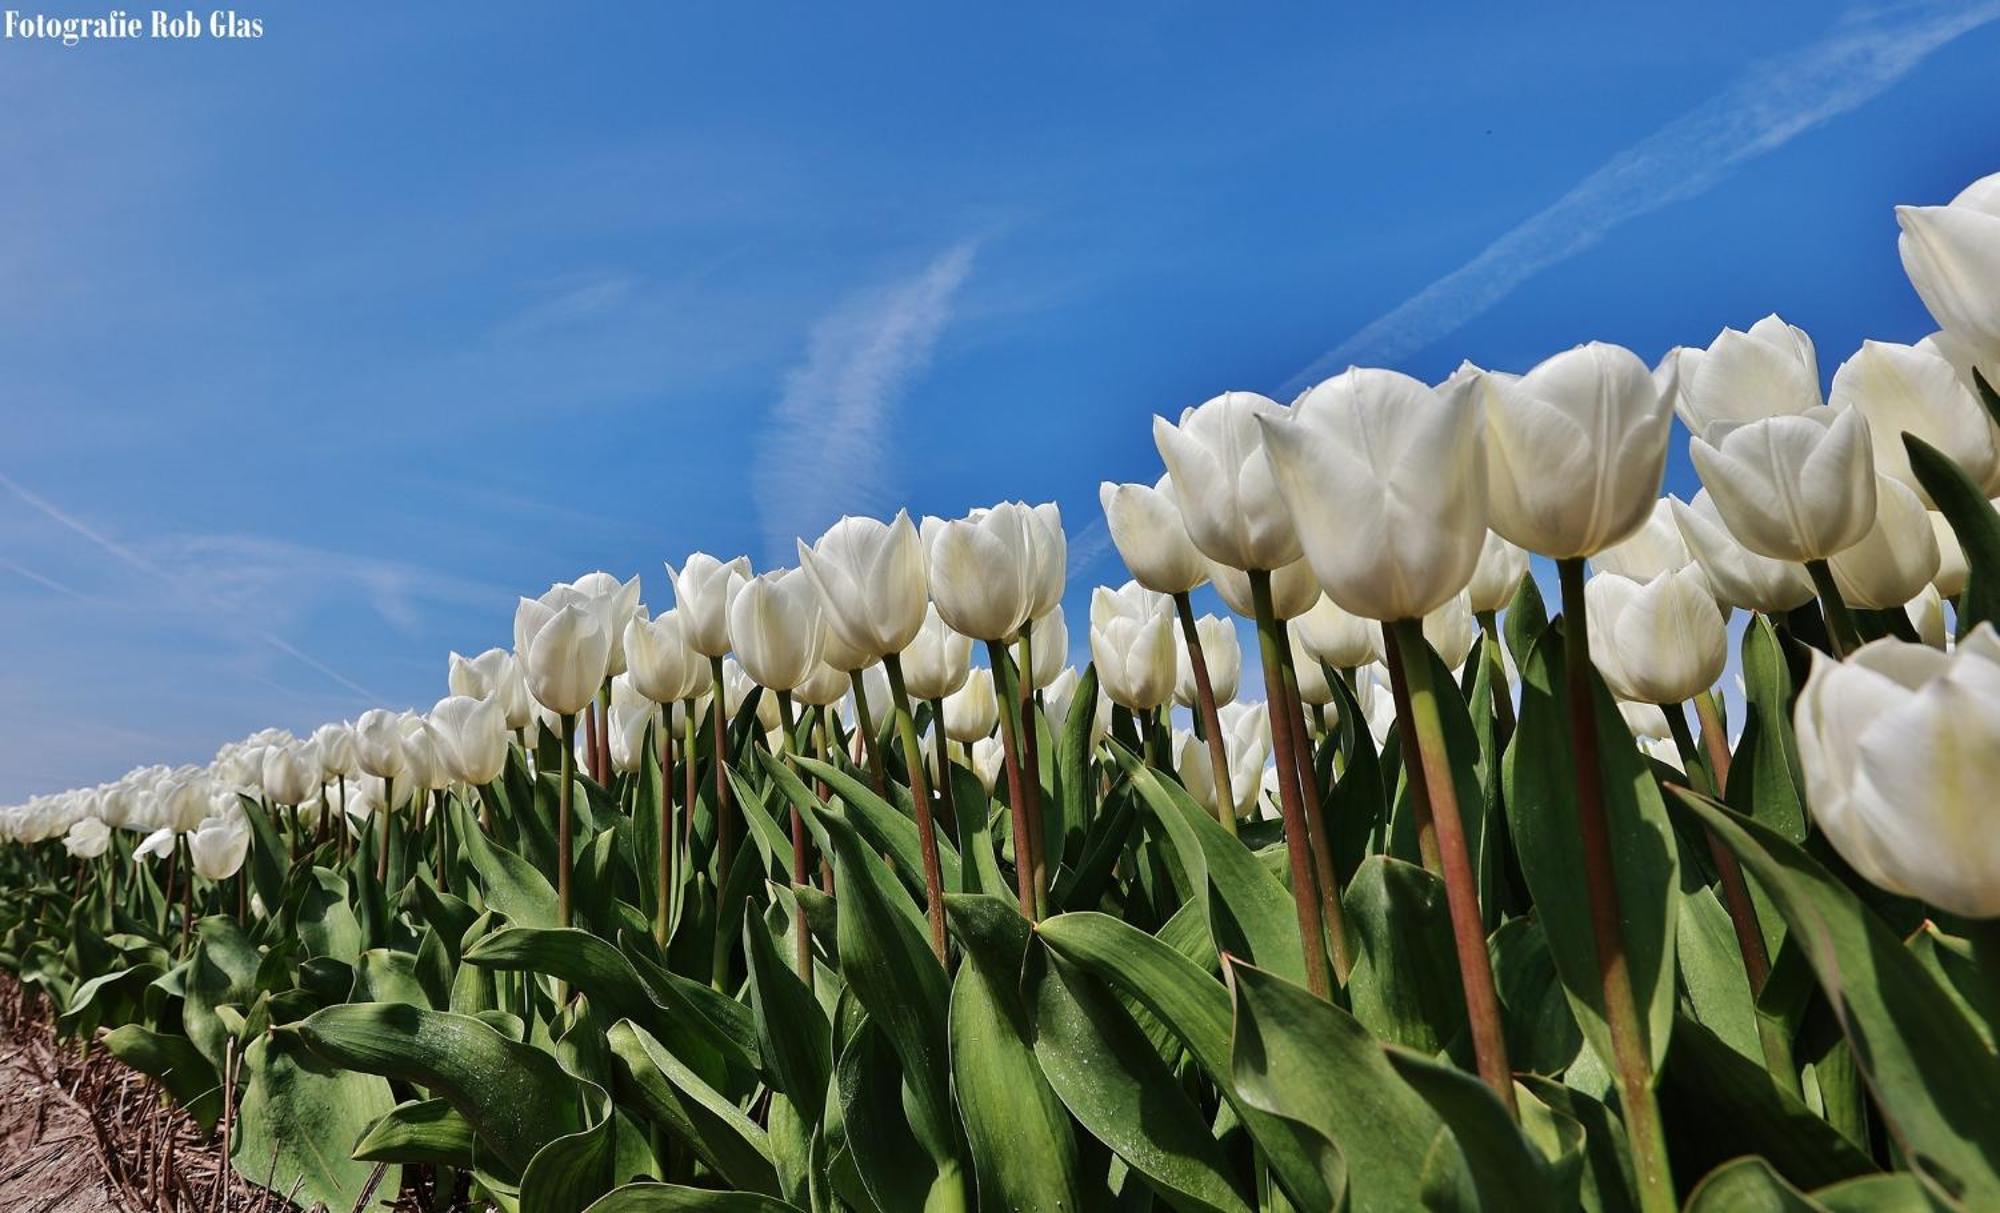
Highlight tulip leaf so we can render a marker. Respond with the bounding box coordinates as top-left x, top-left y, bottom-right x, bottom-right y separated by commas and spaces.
607, 1018, 779, 1196
1682, 1157, 1826, 1213
292, 1001, 590, 1177
582, 1184, 802, 1213
790, 753, 963, 896
834, 1013, 959, 1211
1037, 911, 1338, 1211
452, 797, 561, 930
1502, 572, 1549, 672
1106, 738, 1303, 983
1671, 787, 2000, 1205
100, 1024, 221, 1130
1026, 940, 1252, 1213
945, 894, 1088, 1213
517, 1110, 627, 1213
354, 1098, 478, 1168
1225, 957, 1468, 1213
1504, 622, 1680, 1076
1342, 854, 1468, 1056
1381, 1046, 1579, 1212
741, 913, 831, 1112
231, 1027, 402, 1210
1490, 915, 1583, 1077
1905, 433, 2000, 635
